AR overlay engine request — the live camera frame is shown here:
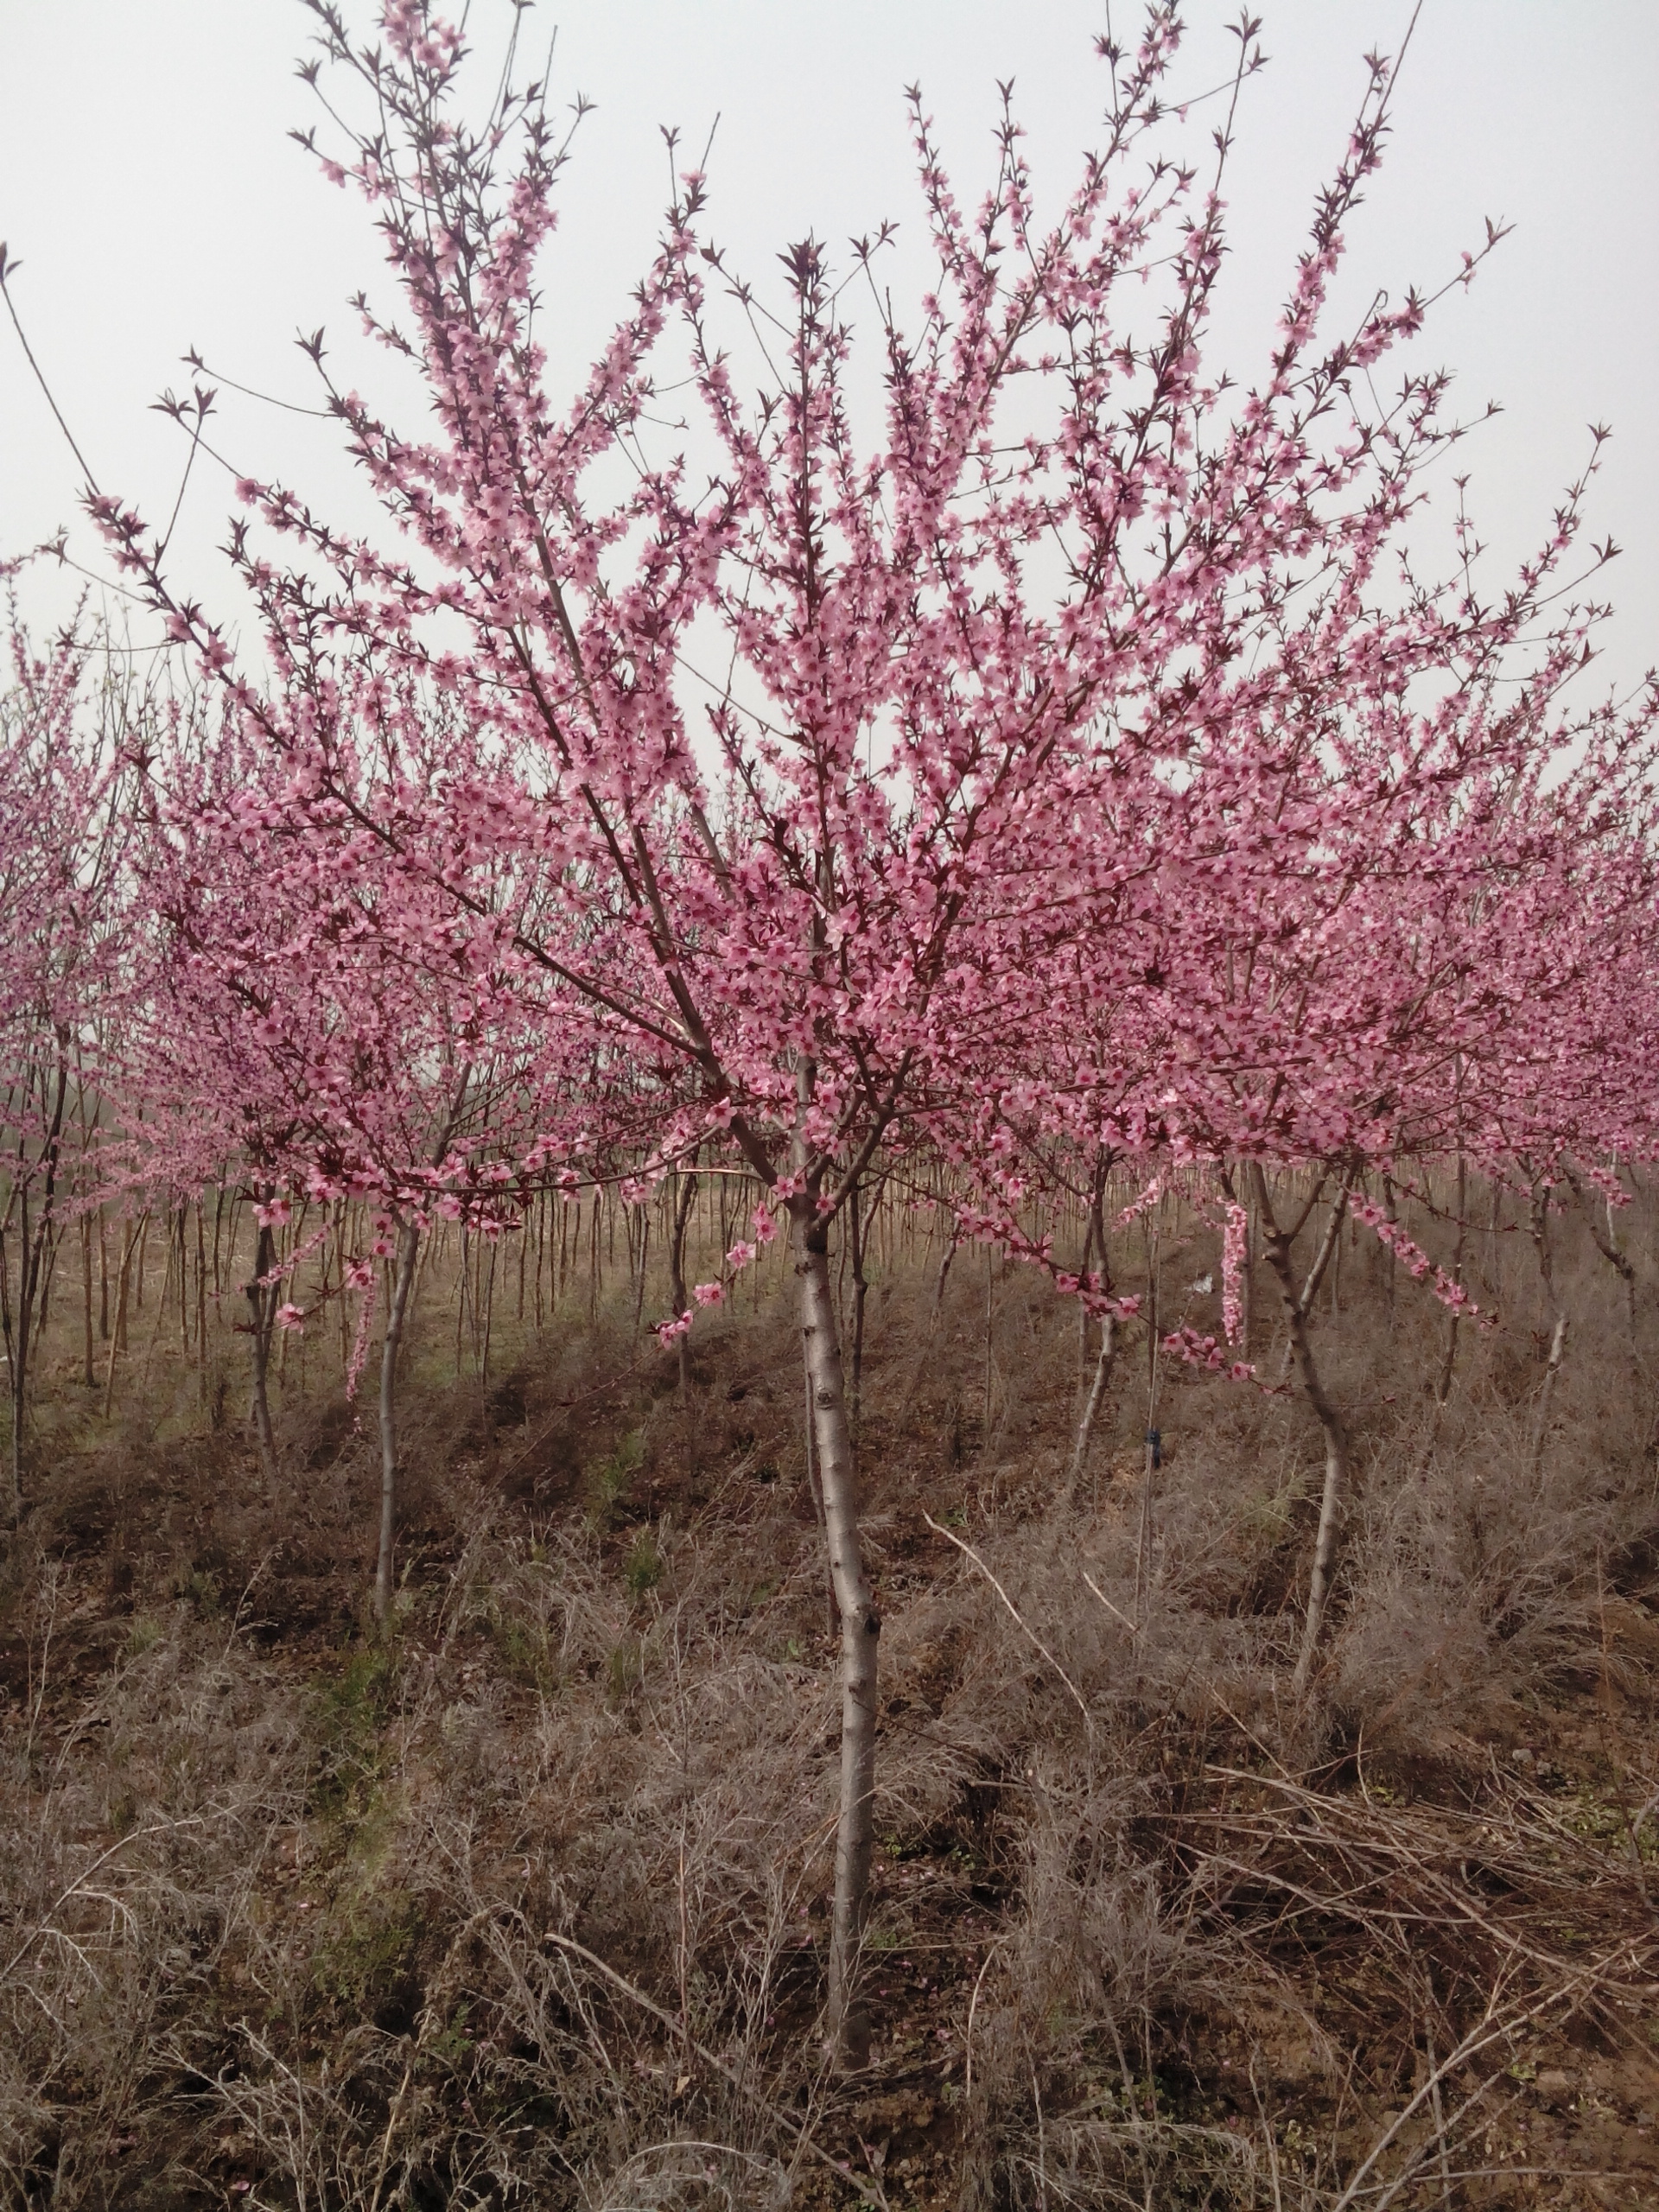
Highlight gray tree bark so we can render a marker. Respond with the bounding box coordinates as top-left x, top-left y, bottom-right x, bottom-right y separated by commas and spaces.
668, 1165, 698, 1397
1069, 1313, 1117, 1495
1525, 1173, 1572, 1471
1435, 1154, 1468, 1405
245, 1218, 280, 1495
4, 1052, 69, 1519
793, 1201, 879, 2068
1245, 1165, 1351, 1695
374, 1217, 421, 1624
